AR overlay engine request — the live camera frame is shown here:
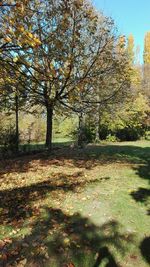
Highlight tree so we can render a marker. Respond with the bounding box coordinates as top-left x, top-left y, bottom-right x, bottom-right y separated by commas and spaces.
2, 0, 127, 150
0, 1, 41, 52
126, 34, 142, 87
81, 34, 131, 143
0, 63, 28, 151
143, 32, 150, 102
127, 34, 135, 64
